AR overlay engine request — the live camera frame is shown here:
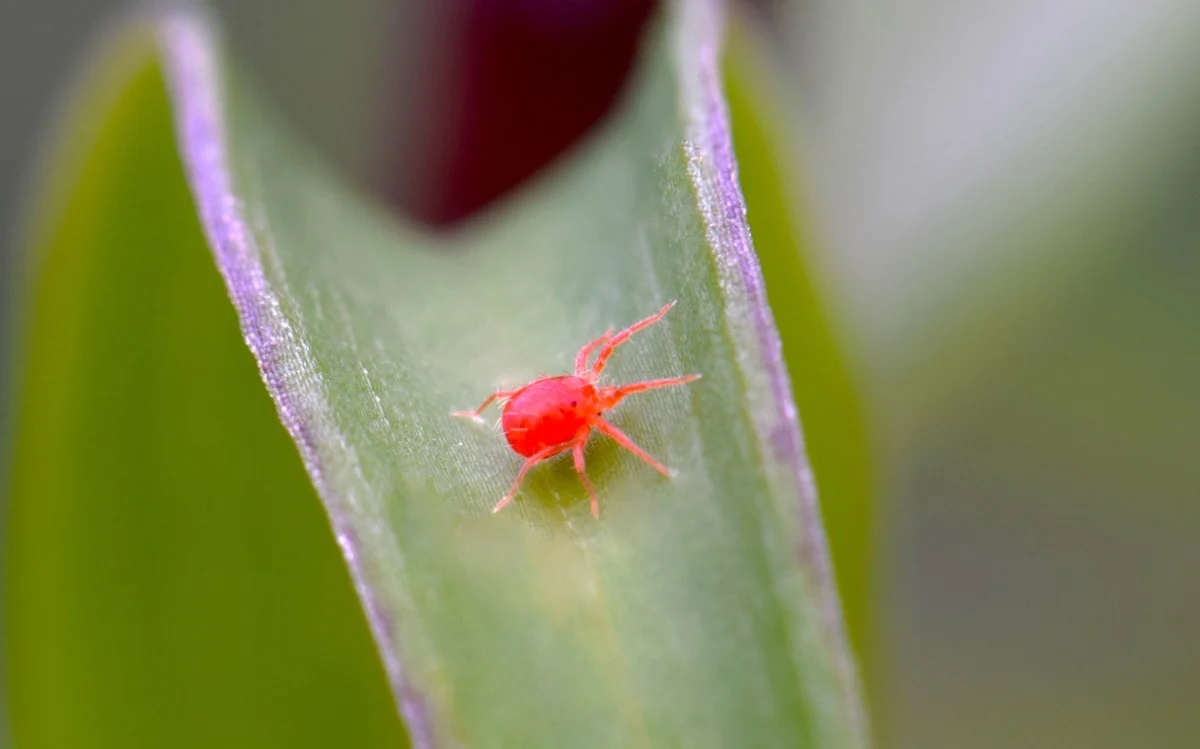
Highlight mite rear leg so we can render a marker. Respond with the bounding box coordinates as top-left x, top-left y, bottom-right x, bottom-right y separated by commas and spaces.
492, 443, 569, 514
572, 434, 600, 518
452, 388, 517, 423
